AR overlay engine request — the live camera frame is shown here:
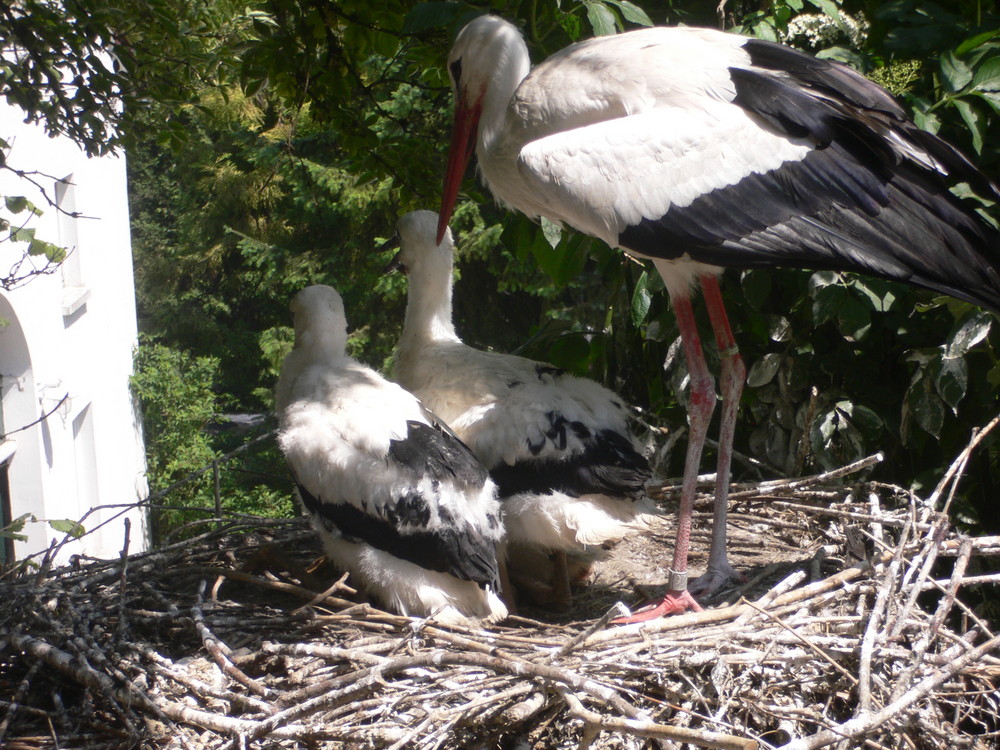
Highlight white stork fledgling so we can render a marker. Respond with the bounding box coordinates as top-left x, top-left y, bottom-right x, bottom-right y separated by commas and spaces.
392, 209, 658, 610
437, 15, 1000, 621
275, 284, 508, 624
